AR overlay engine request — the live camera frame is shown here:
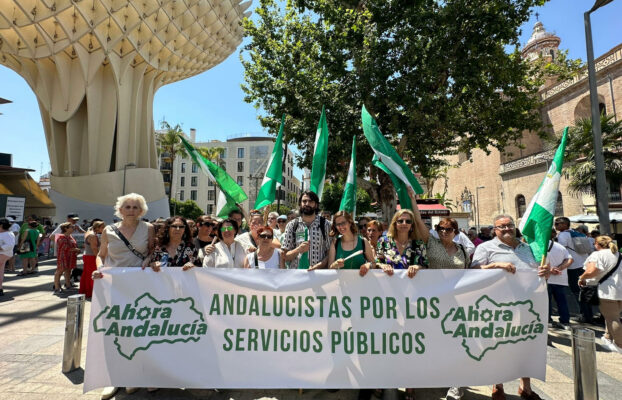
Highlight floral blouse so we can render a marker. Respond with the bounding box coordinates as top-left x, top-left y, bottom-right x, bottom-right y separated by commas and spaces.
375, 236, 428, 269
152, 243, 200, 267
